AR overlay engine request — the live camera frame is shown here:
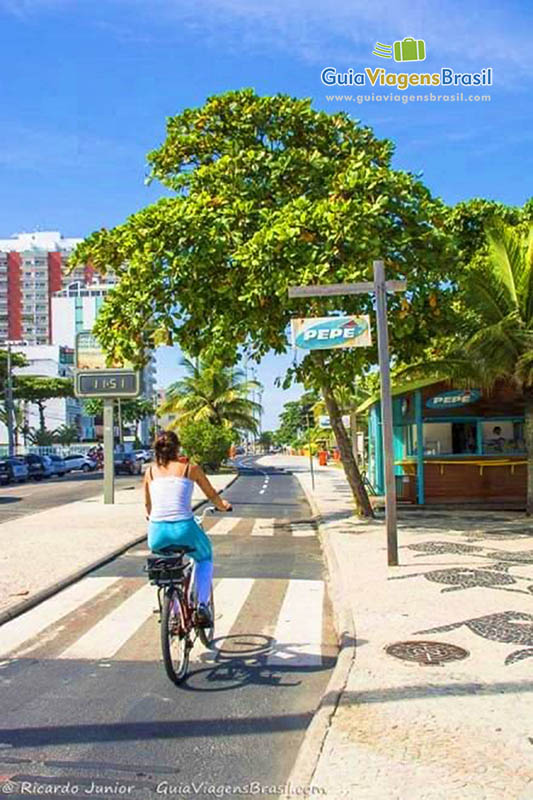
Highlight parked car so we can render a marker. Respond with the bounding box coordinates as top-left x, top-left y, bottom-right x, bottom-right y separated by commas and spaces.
5, 457, 29, 483
0, 459, 10, 485
63, 453, 98, 473
114, 451, 142, 475
48, 454, 67, 477
133, 448, 152, 464
24, 453, 54, 480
